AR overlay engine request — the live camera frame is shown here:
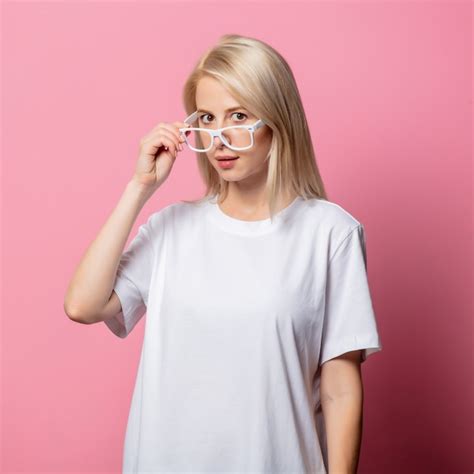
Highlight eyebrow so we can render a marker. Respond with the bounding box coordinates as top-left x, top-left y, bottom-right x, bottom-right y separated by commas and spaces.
196, 106, 246, 114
